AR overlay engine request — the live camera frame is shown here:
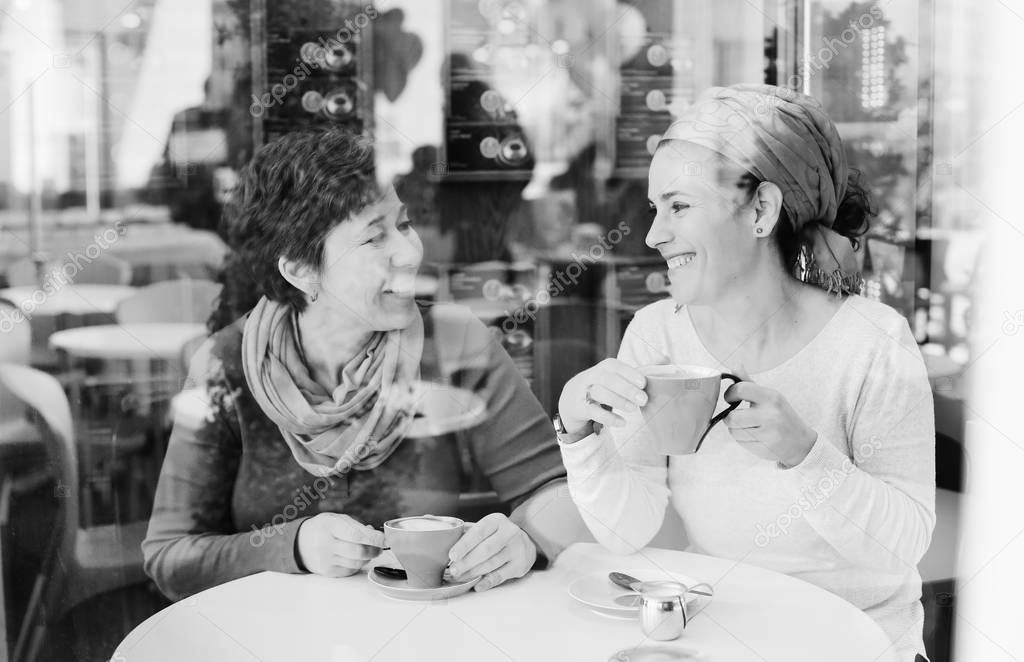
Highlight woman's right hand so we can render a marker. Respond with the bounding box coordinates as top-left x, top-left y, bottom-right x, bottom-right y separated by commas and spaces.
296, 513, 385, 577
557, 358, 648, 437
